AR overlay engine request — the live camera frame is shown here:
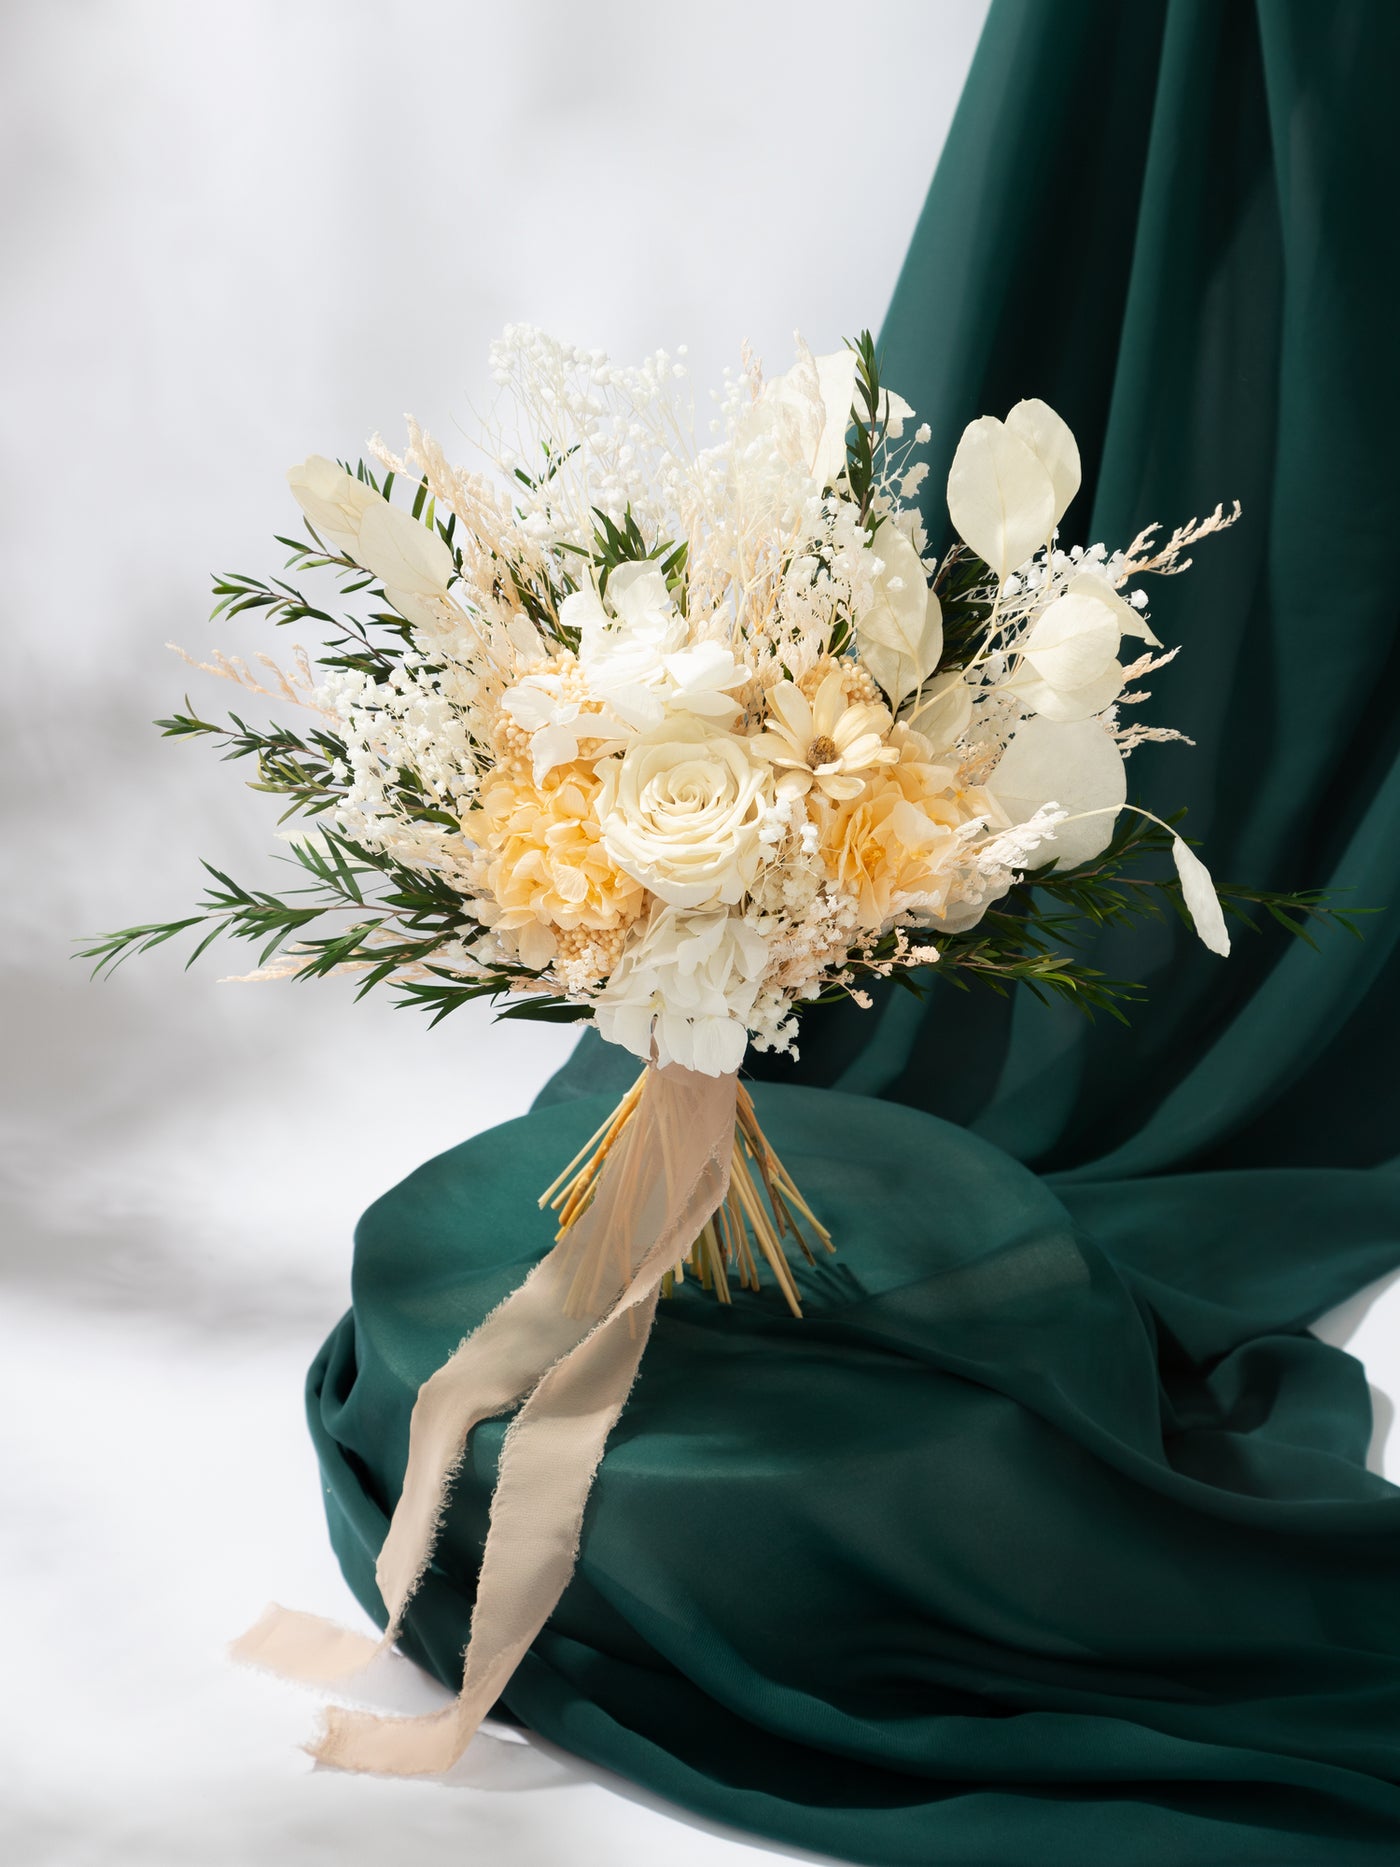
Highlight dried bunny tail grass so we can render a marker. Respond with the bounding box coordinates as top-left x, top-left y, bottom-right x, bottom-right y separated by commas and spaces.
1114, 722, 1196, 756
167, 642, 331, 714
218, 958, 310, 984
1117, 500, 1242, 582
371, 420, 531, 564
739, 338, 766, 402
1118, 645, 1182, 690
